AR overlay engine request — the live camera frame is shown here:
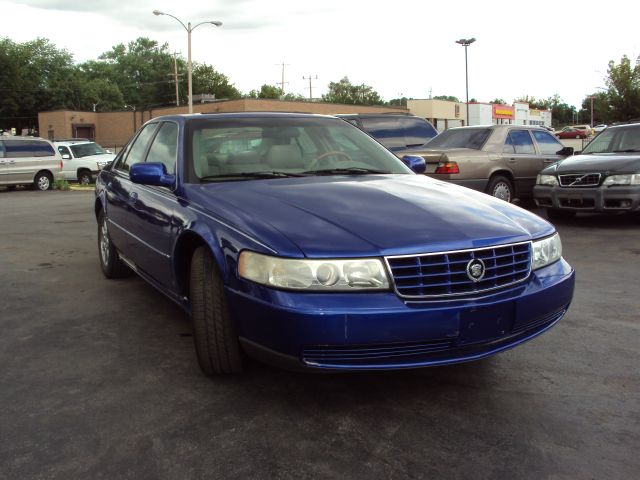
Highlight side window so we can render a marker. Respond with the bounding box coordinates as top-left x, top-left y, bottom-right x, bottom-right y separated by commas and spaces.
4, 140, 34, 158
360, 117, 405, 149
503, 134, 515, 154
119, 124, 157, 172
0, 141, 5, 158
508, 130, 535, 154
532, 130, 564, 155
145, 122, 178, 174
32, 141, 55, 157
58, 146, 72, 158
399, 117, 438, 146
